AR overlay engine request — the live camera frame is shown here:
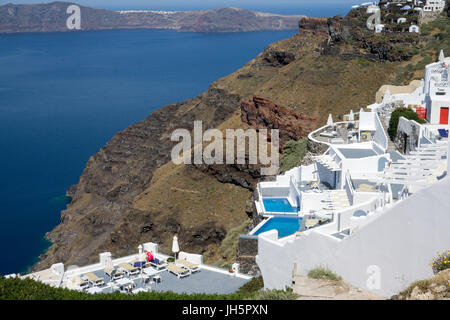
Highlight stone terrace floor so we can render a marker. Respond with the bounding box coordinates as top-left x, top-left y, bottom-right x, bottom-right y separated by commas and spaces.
89, 267, 250, 295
